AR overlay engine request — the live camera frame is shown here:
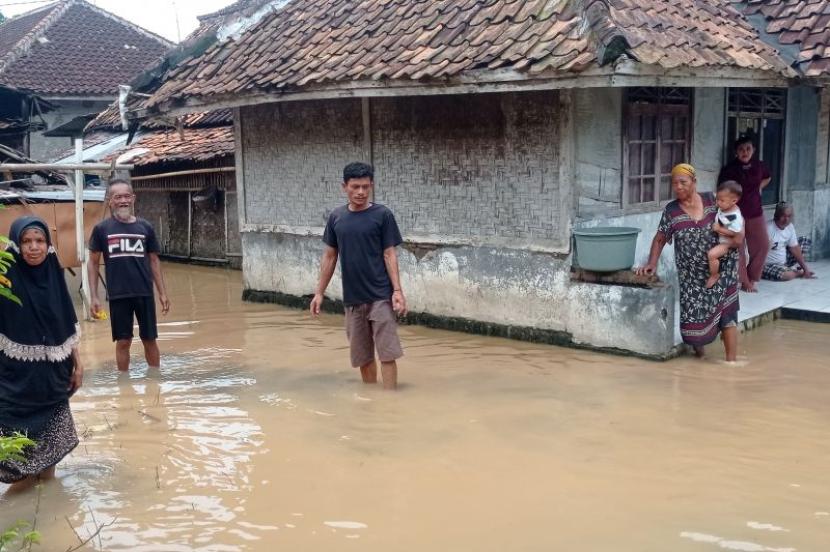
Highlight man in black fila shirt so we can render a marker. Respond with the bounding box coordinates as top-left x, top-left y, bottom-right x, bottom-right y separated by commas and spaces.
88, 179, 170, 372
